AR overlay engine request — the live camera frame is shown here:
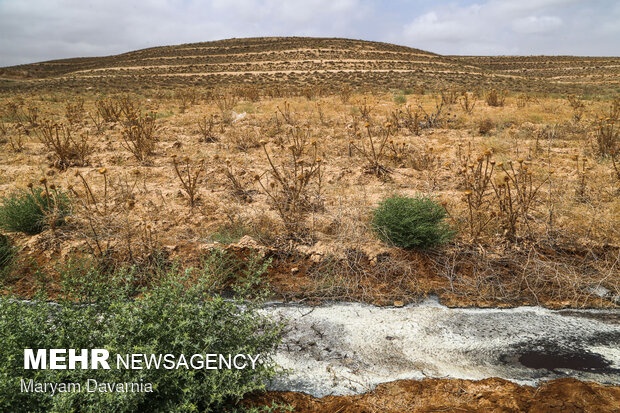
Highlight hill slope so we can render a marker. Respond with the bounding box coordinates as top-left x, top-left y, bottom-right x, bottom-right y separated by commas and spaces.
1, 37, 619, 95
